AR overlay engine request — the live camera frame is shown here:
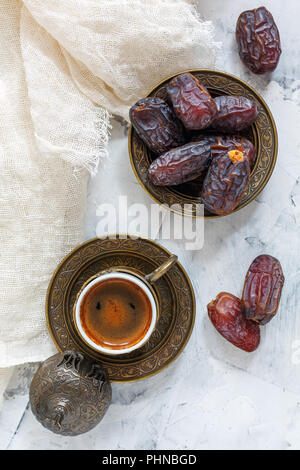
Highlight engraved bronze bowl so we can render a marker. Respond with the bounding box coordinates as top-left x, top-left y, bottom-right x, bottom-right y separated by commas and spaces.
129, 69, 278, 218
